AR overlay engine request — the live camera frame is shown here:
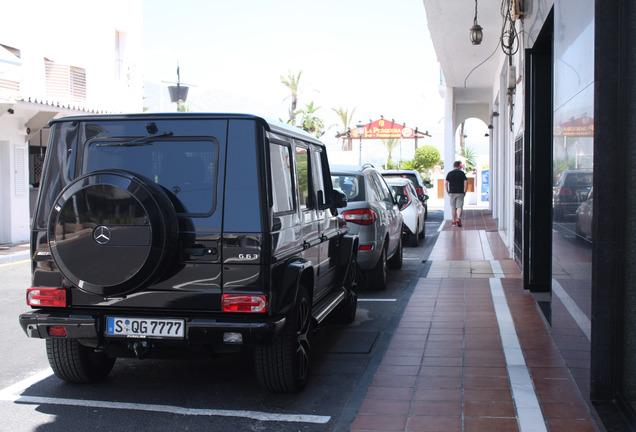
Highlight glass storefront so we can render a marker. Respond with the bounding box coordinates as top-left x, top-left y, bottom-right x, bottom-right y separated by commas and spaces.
551, 0, 594, 397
